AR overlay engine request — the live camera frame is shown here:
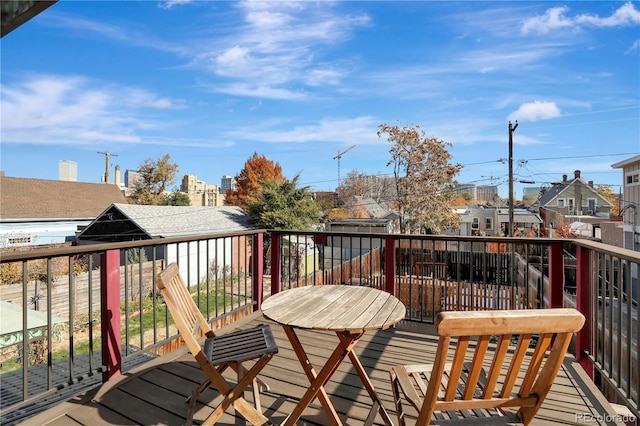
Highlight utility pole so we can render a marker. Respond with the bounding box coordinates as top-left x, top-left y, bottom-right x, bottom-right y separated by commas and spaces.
97, 151, 118, 184
333, 145, 355, 187
508, 121, 518, 236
